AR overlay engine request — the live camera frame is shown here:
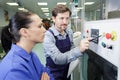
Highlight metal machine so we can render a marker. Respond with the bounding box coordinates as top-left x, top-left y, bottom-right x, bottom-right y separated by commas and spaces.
83, 19, 120, 80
